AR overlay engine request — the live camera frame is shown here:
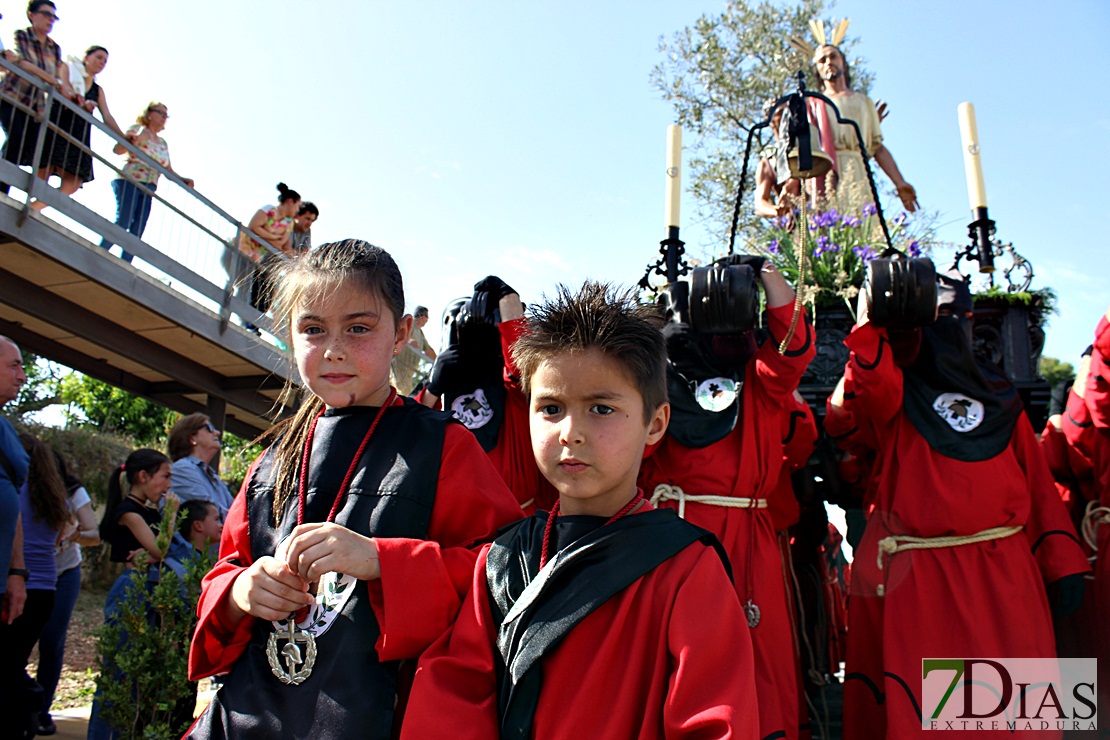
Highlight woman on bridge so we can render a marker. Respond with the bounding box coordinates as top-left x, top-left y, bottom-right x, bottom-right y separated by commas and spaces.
99, 101, 194, 263
30, 44, 125, 212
